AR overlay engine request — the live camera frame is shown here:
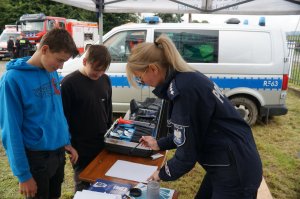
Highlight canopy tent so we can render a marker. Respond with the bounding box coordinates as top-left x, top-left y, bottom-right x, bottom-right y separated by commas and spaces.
51, 0, 300, 43
51, 0, 300, 14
